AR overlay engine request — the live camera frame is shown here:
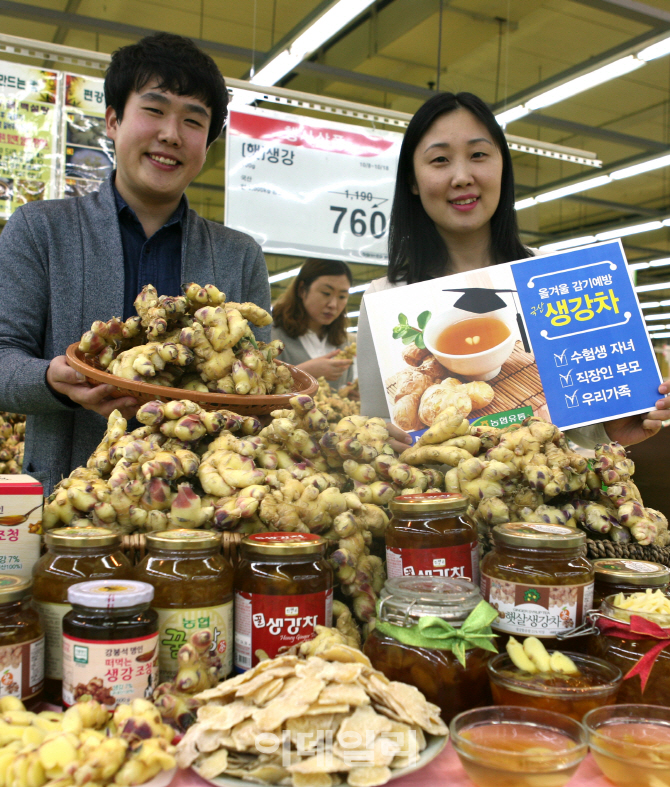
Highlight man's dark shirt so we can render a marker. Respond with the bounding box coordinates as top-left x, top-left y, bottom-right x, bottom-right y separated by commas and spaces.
113, 183, 186, 320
